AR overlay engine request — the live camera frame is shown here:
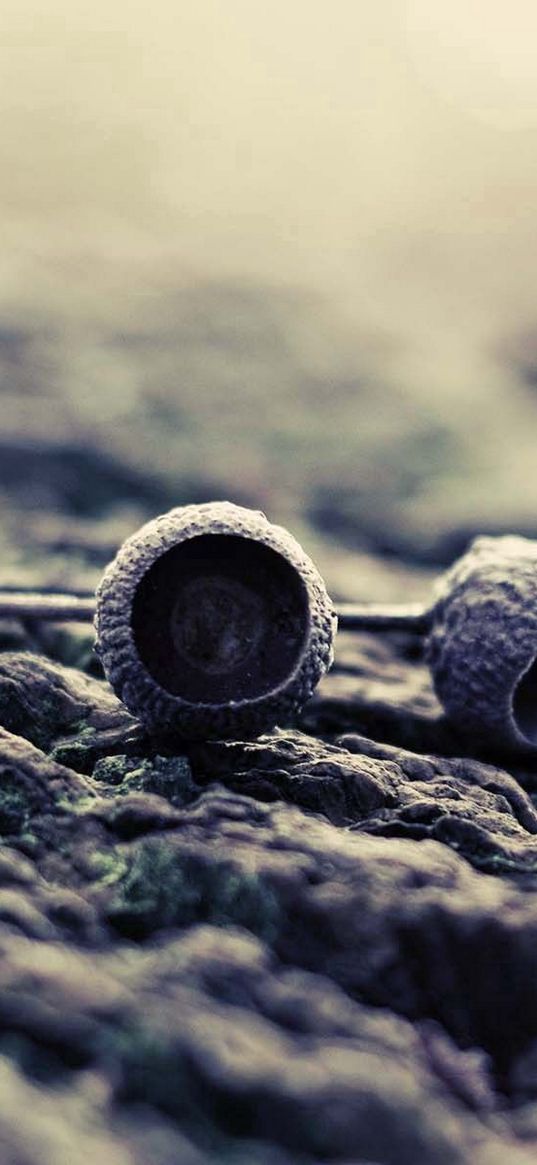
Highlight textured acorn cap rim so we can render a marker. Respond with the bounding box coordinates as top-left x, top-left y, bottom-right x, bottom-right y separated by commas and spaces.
95, 502, 336, 719
508, 653, 537, 750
